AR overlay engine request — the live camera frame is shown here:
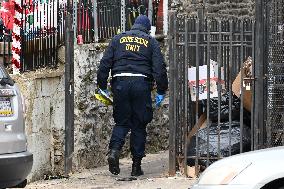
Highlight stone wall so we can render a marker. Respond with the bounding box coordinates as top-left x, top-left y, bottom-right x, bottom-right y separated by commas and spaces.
73, 42, 169, 170
12, 68, 65, 181
173, 0, 254, 18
